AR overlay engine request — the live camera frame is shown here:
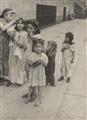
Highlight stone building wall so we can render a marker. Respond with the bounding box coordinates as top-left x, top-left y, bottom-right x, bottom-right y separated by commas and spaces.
0, 0, 74, 23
